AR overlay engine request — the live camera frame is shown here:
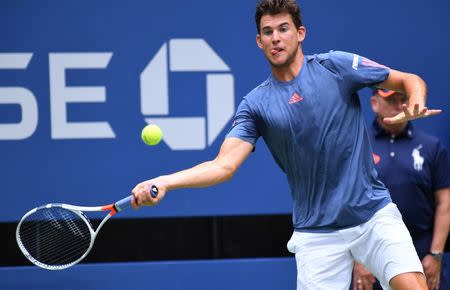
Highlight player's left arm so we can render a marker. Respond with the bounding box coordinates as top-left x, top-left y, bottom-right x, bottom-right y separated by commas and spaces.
377, 69, 442, 124
422, 186, 450, 290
